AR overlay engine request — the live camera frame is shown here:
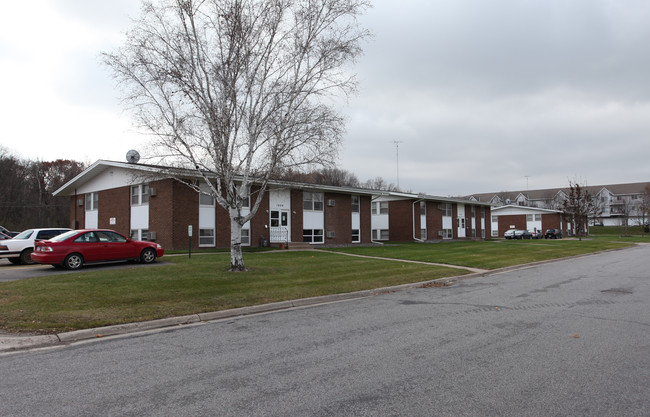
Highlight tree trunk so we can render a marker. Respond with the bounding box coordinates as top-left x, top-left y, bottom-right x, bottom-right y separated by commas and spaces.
229, 212, 247, 272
